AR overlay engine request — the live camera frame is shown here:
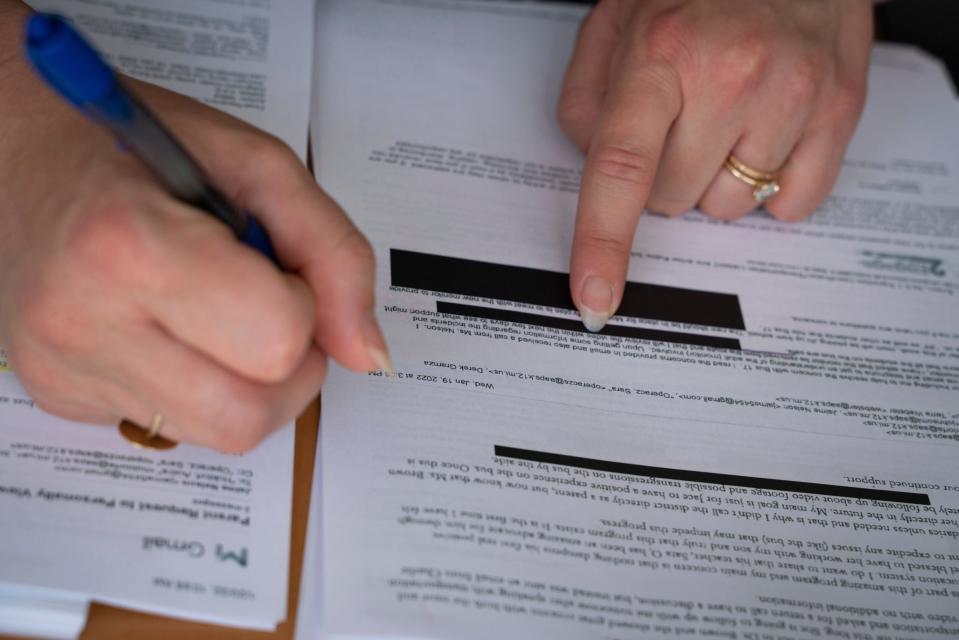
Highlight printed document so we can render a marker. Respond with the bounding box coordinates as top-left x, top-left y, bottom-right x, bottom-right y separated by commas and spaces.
28, 0, 314, 158
0, 0, 314, 632
303, 1, 959, 638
